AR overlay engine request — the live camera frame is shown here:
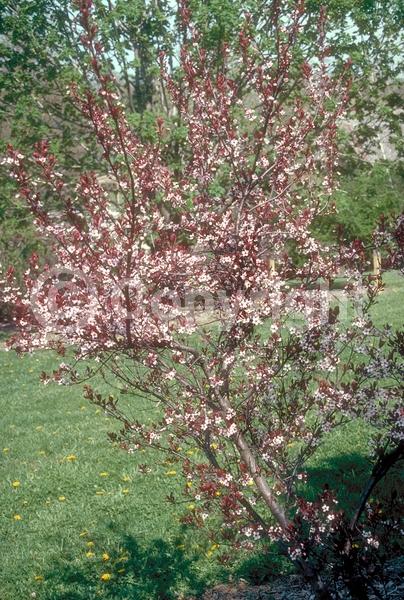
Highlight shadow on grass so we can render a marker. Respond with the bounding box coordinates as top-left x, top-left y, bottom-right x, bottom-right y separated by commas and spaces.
304, 452, 371, 510
42, 535, 206, 600
235, 544, 291, 586
305, 450, 402, 508
236, 452, 403, 587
